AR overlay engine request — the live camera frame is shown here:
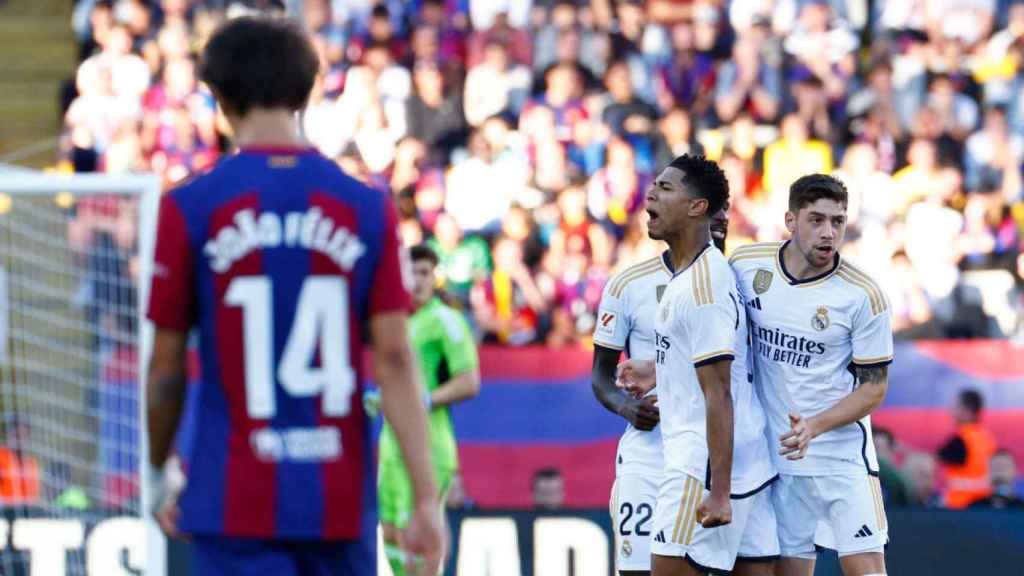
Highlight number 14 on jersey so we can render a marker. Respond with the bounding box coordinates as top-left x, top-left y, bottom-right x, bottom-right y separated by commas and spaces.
225, 275, 356, 419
